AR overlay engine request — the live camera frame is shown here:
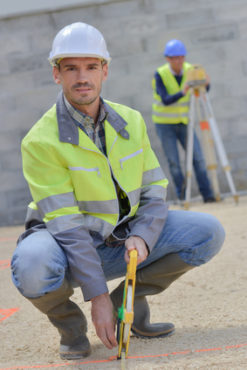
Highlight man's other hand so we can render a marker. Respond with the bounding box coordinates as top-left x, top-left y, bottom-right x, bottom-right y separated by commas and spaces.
125, 235, 148, 265
91, 293, 118, 349
182, 82, 190, 95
